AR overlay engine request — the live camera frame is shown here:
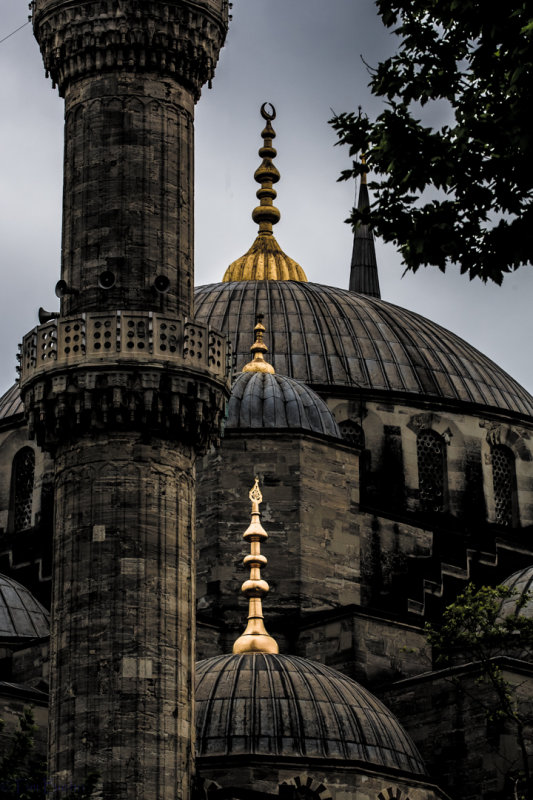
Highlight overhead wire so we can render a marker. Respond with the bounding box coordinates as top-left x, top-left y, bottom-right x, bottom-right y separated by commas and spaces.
0, 20, 31, 47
